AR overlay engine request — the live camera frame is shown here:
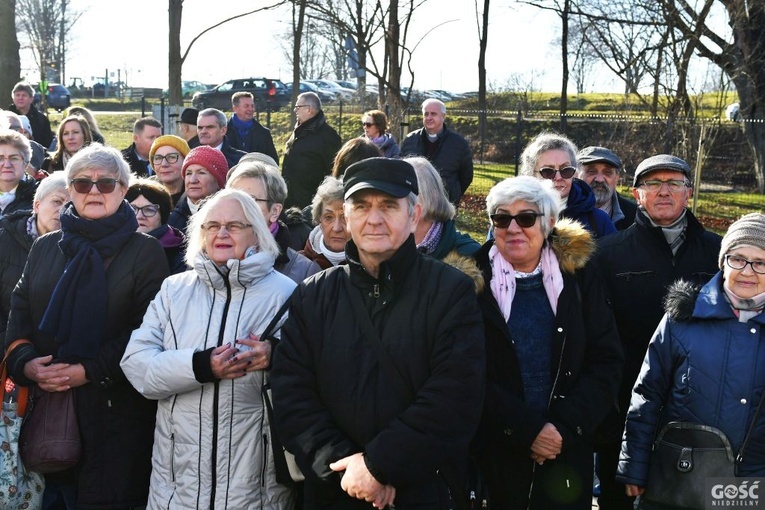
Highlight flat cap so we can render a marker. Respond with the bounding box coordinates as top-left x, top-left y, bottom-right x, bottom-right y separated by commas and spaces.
633, 154, 691, 186
578, 146, 622, 169
343, 157, 418, 200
